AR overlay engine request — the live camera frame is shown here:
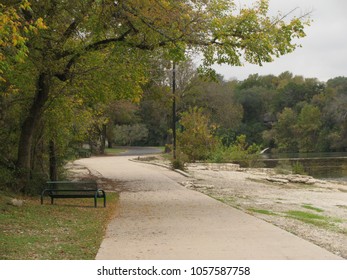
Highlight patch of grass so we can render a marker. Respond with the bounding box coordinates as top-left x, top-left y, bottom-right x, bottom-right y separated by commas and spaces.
286, 210, 326, 220
215, 196, 236, 204
0, 191, 118, 260
285, 210, 342, 229
105, 148, 127, 155
301, 204, 324, 213
158, 146, 166, 152
248, 208, 278, 216
210, 195, 242, 210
